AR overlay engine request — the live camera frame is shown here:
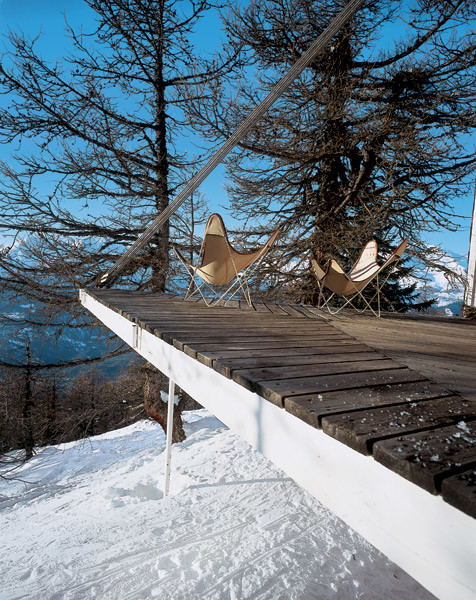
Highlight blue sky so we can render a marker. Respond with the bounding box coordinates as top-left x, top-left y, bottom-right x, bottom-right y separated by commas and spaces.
0, 0, 474, 260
